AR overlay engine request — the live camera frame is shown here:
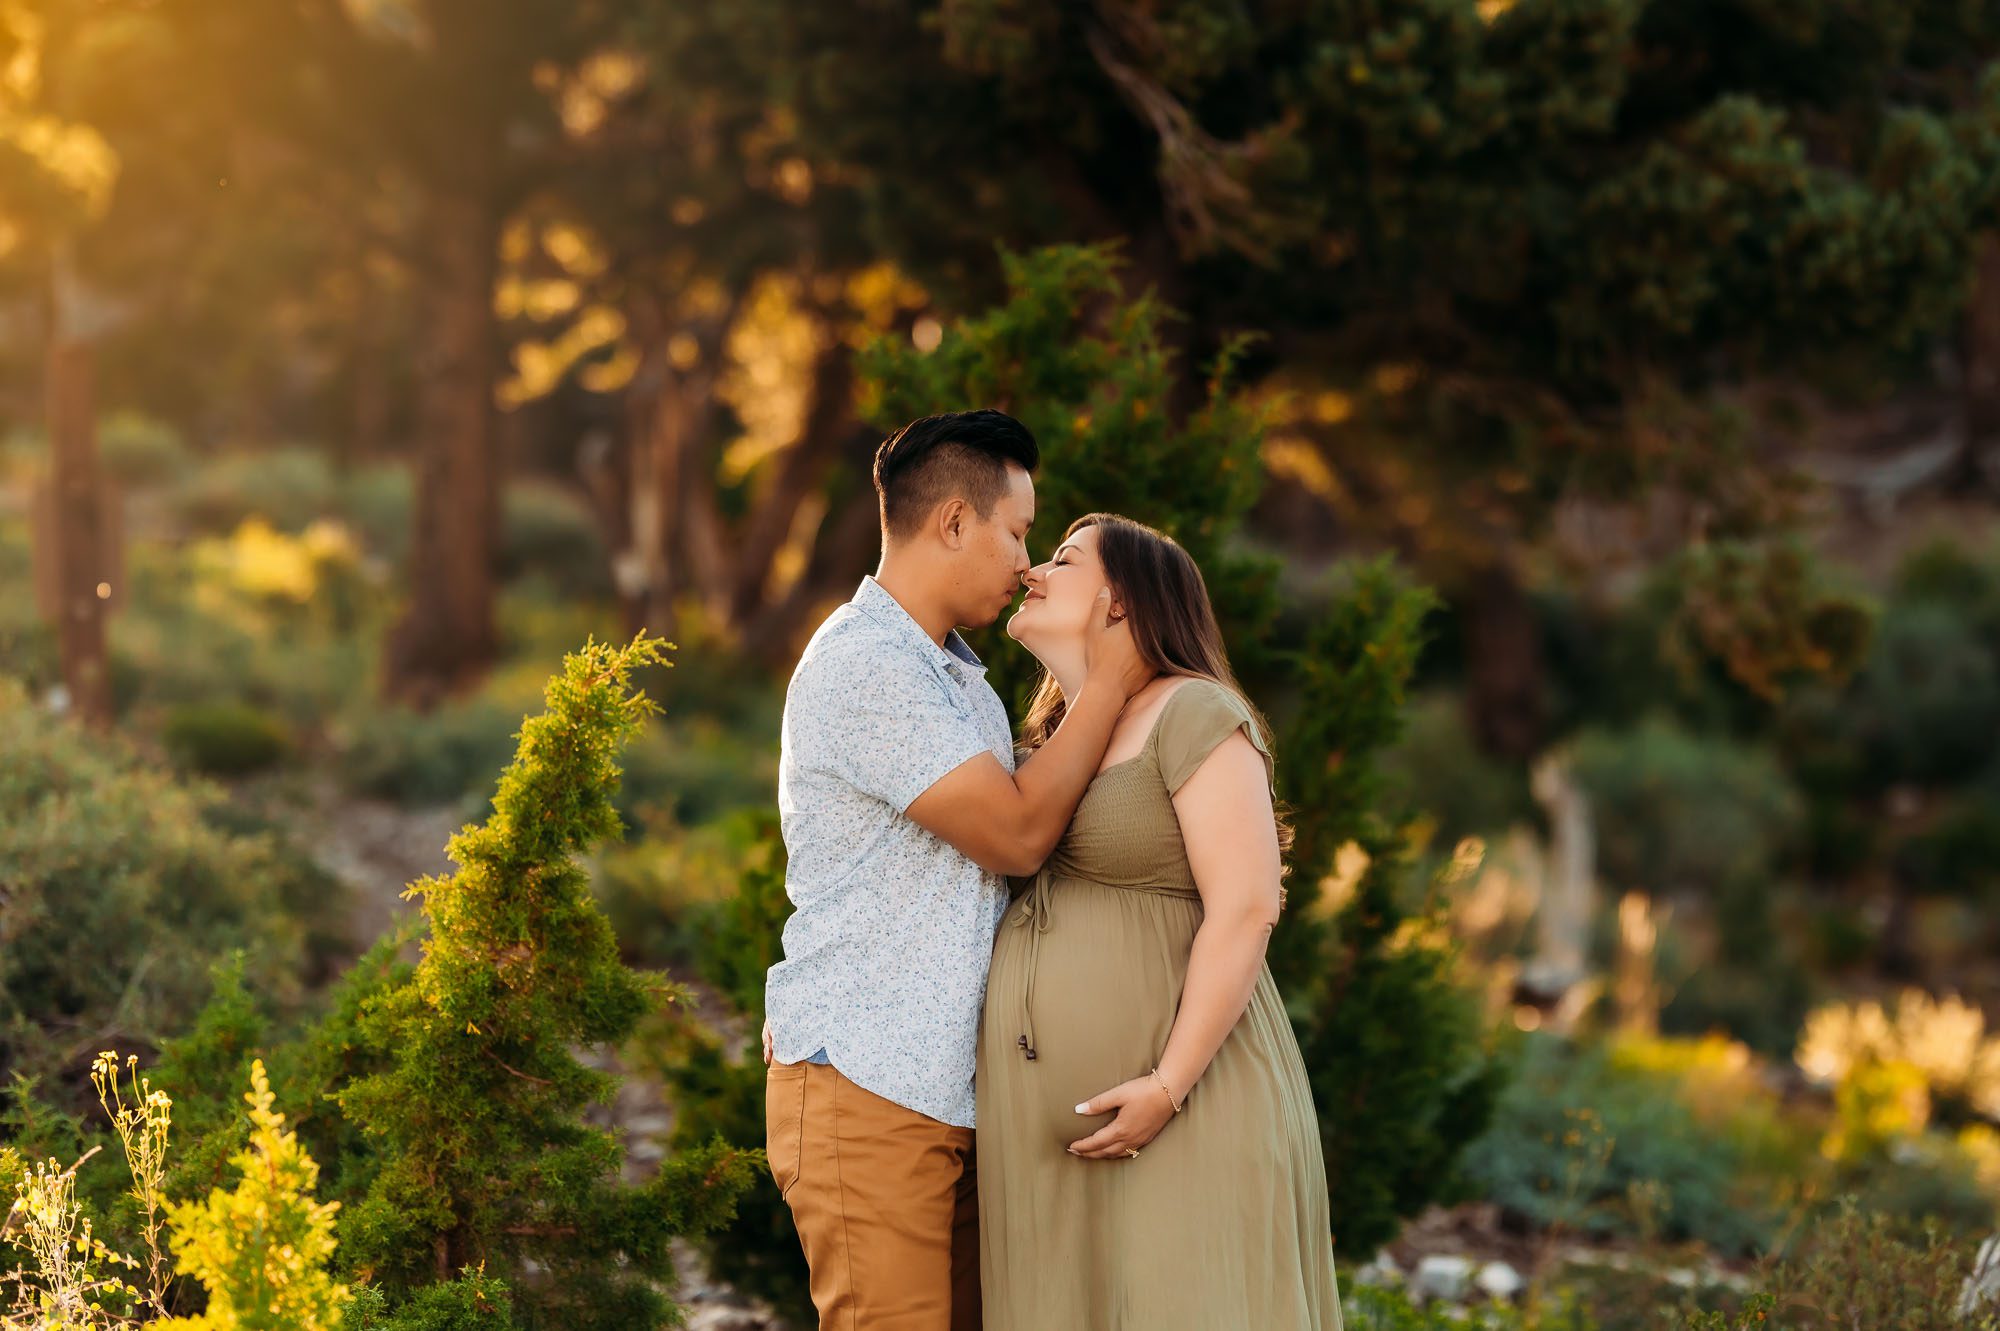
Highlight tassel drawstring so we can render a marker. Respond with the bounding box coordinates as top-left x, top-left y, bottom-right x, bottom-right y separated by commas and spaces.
1013, 863, 1057, 1060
